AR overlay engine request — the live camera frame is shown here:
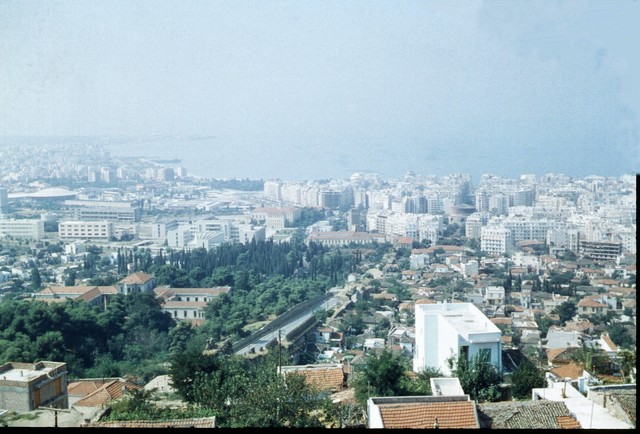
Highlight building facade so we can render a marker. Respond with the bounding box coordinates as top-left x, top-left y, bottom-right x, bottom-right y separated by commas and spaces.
0, 361, 68, 412
413, 302, 502, 376
58, 220, 114, 241
0, 218, 45, 241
